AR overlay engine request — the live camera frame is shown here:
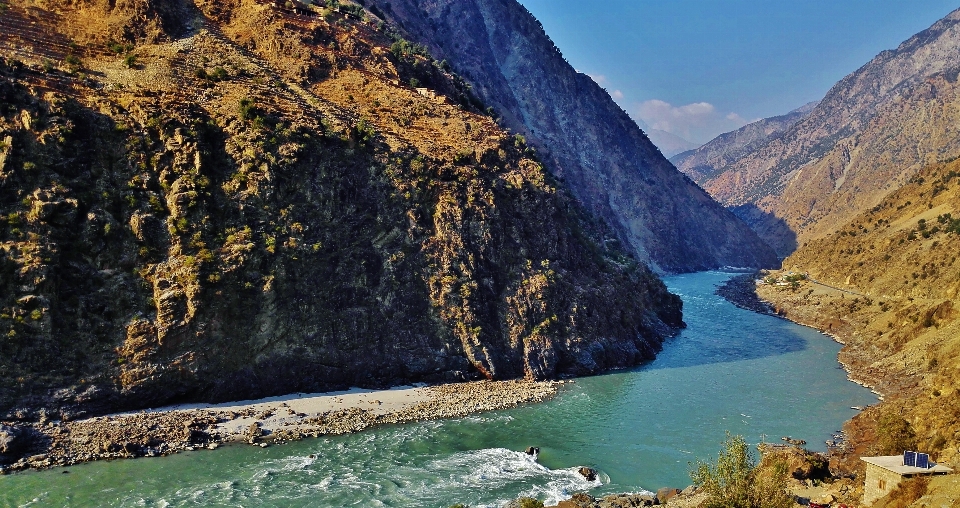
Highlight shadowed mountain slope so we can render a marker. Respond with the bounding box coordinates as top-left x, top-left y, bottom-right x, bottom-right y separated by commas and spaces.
380, 0, 779, 273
